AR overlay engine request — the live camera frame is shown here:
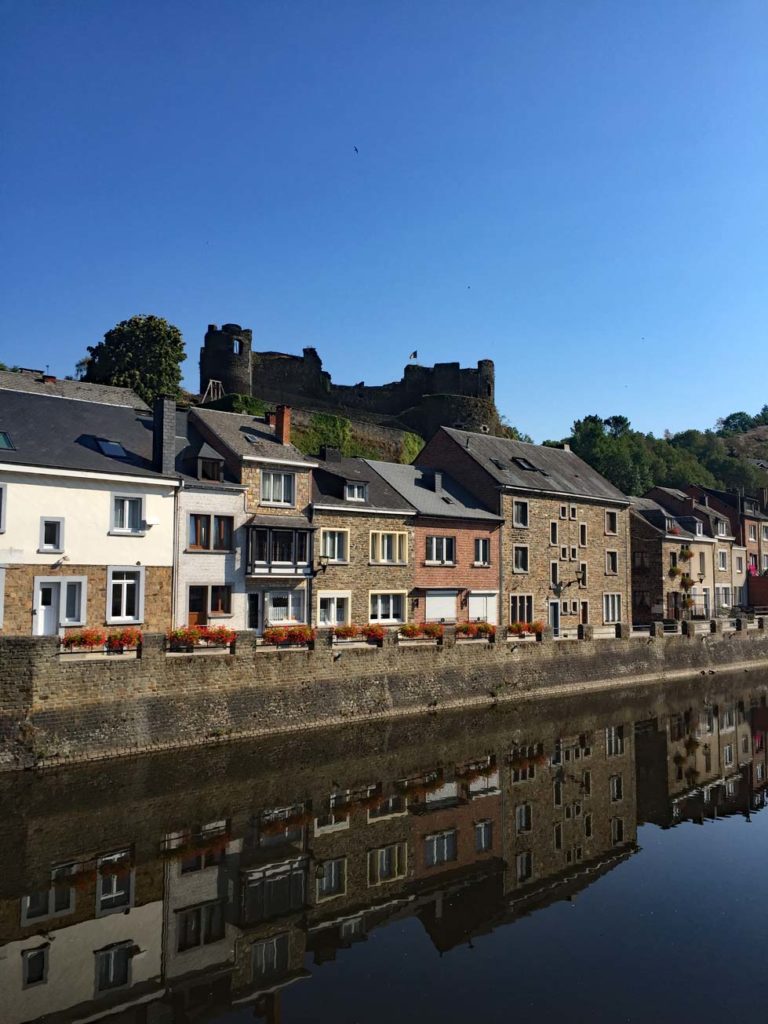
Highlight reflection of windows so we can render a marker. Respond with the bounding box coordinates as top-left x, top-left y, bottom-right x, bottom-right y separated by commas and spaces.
611, 818, 625, 844
252, 933, 290, 983
584, 814, 593, 838
243, 861, 306, 924
606, 726, 625, 757
553, 823, 562, 850
95, 943, 132, 991
21, 866, 74, 925
475, 820, 493, 851
424, 830, 457, 867
724, 744, 734, 767
516, 852, 532, 882
177, 902, 225, 951
610, 775, 623, 801
367, 843, 407, 884
317, 858, 347, 899
368, 794, 406, 820
97, 852, 132, 915
22, 945, 48, 988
